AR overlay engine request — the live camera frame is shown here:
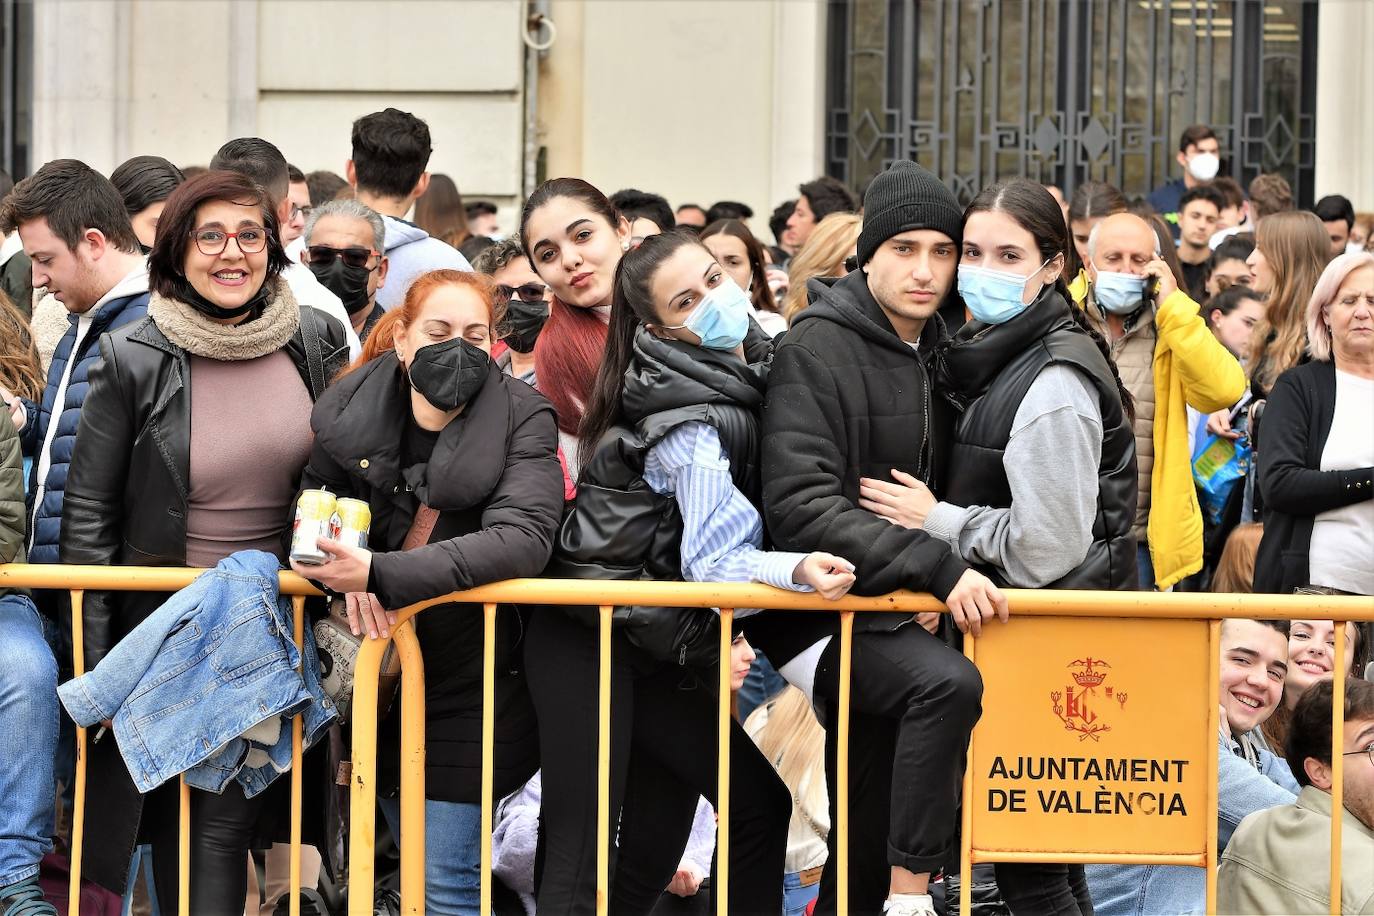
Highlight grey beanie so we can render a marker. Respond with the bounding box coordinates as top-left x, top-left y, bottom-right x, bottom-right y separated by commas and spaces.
856, 160, 964, 266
